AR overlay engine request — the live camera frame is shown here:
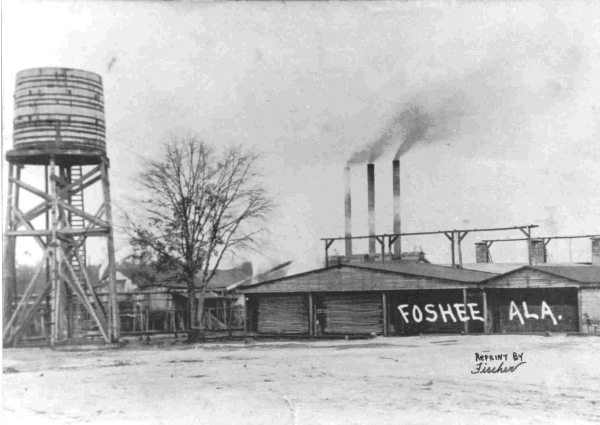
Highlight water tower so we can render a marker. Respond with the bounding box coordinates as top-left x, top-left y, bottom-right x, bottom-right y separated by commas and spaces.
3, 68, 120, 346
